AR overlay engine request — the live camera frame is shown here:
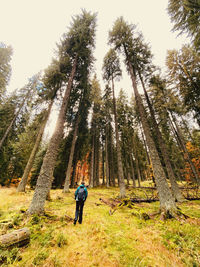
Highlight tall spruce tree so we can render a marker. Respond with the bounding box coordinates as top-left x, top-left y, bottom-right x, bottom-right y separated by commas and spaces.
102, 49, 126, 197
17, 60, 63, 192
90, 76, 102, 187
28, 10, 96, 214
109, 17, 177, 216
